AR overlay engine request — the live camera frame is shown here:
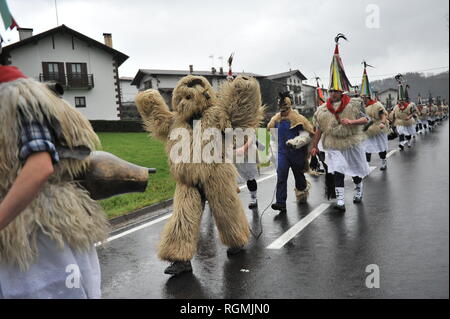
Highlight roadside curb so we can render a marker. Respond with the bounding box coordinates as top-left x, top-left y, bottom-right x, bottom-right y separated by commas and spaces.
107, 165, 276, 232
109, 198, 173, 229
